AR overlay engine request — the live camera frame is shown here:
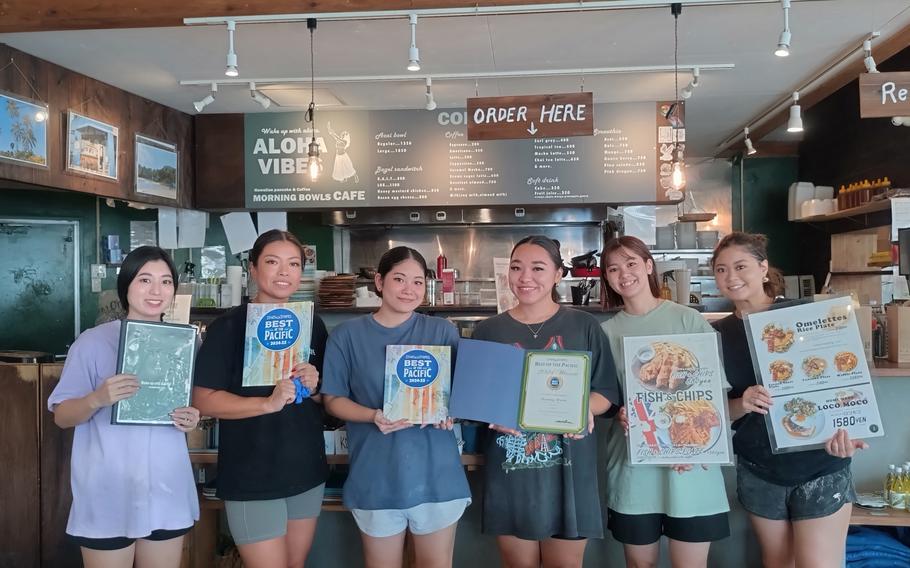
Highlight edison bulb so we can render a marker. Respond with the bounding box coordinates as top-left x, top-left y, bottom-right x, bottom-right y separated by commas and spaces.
671, 160, 686, 190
